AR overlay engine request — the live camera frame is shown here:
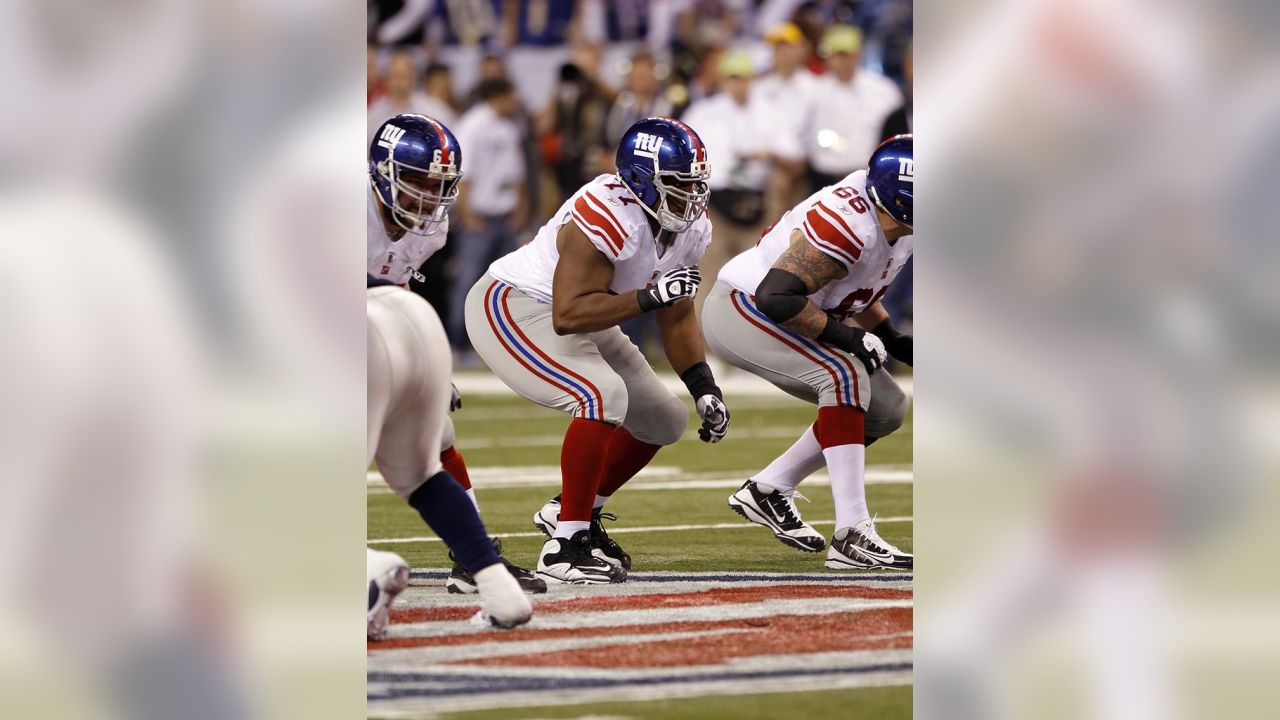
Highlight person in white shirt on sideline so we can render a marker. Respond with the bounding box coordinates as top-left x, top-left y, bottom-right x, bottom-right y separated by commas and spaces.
367, 52, 457, 146
447, 77, 530, 347
753, 23, 818, 156
803, 25, 904, 190
752, 22, 820, 211
681, 49, 803, 314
